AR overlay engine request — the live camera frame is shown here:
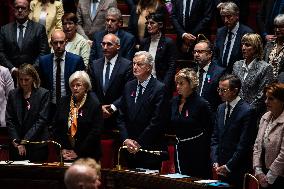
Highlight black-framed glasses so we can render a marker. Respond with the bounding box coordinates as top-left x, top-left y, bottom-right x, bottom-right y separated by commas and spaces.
14, 6, 29, 11
217, 87, 230, 93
